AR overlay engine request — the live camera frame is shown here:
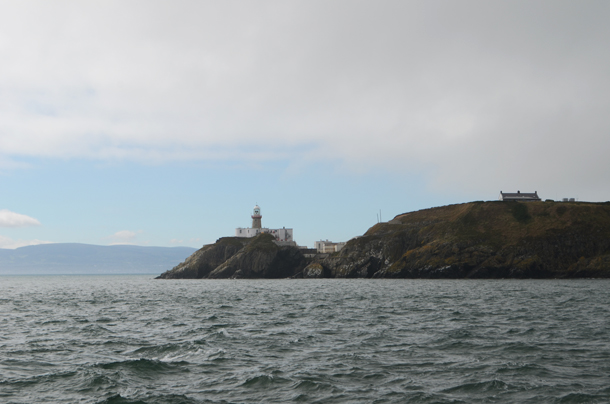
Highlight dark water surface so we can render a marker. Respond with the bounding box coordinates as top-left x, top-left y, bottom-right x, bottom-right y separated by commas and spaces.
1, 276, 609, 403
